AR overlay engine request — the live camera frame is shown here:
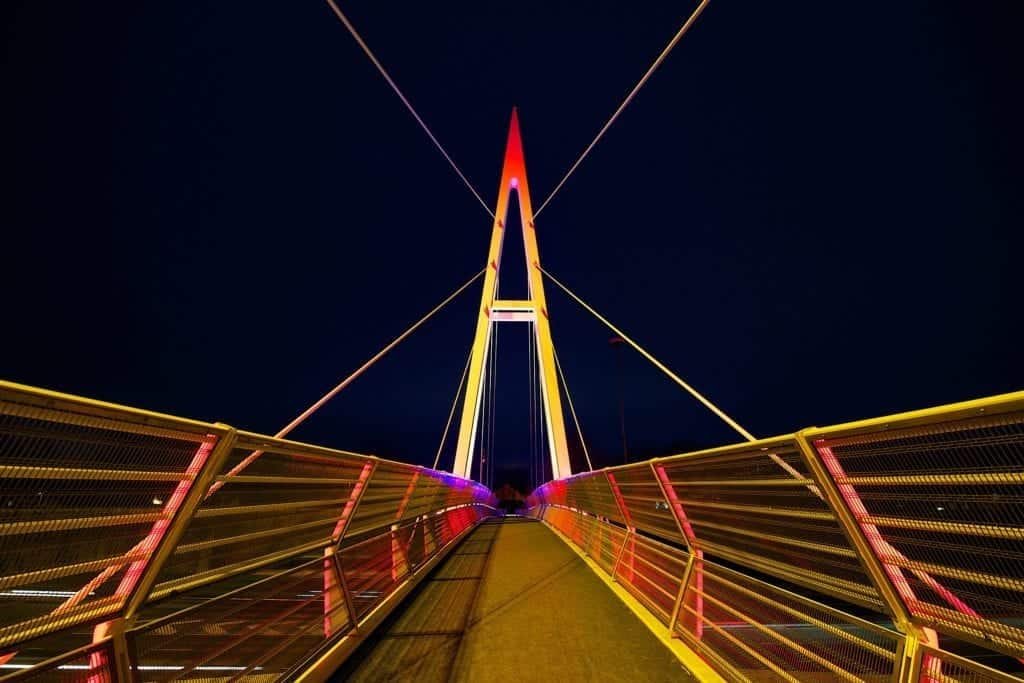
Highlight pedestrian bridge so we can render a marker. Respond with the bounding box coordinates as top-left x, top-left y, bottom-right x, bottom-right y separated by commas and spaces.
0, 380, 1021, 682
